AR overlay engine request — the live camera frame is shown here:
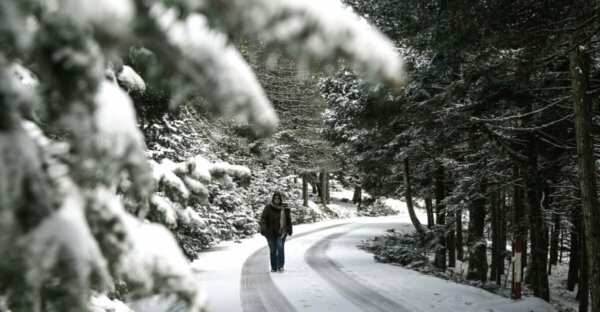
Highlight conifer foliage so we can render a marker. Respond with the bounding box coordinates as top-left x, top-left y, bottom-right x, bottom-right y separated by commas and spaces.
0, 0, 404, 311
322, 0, 600, 308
